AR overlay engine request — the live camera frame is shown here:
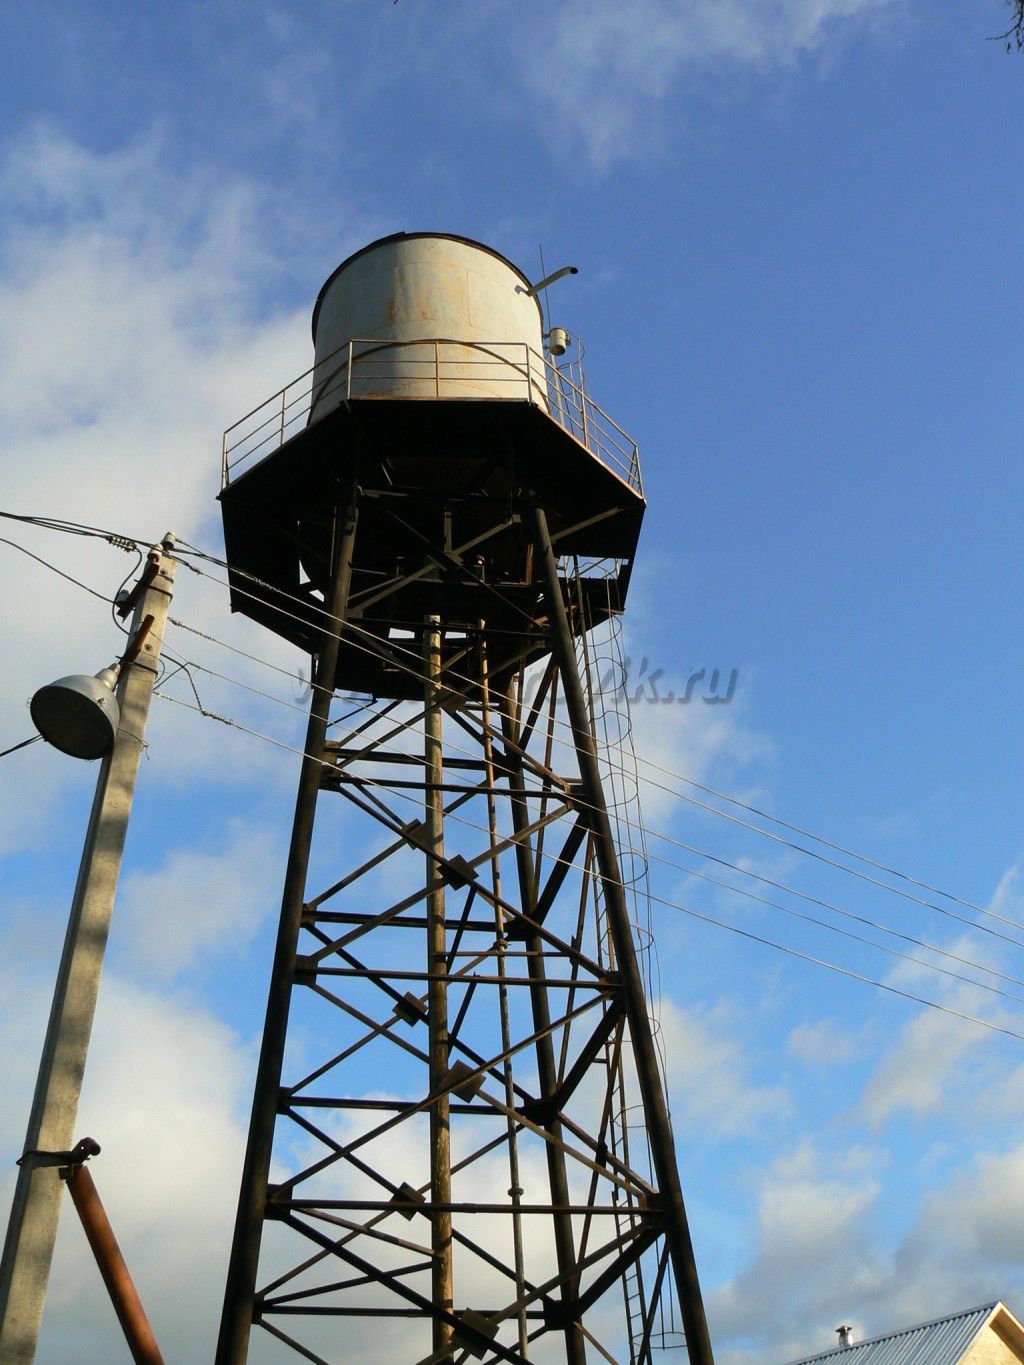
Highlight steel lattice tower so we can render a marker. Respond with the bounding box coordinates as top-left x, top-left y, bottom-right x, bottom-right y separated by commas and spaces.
215, 234, 714, 1365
